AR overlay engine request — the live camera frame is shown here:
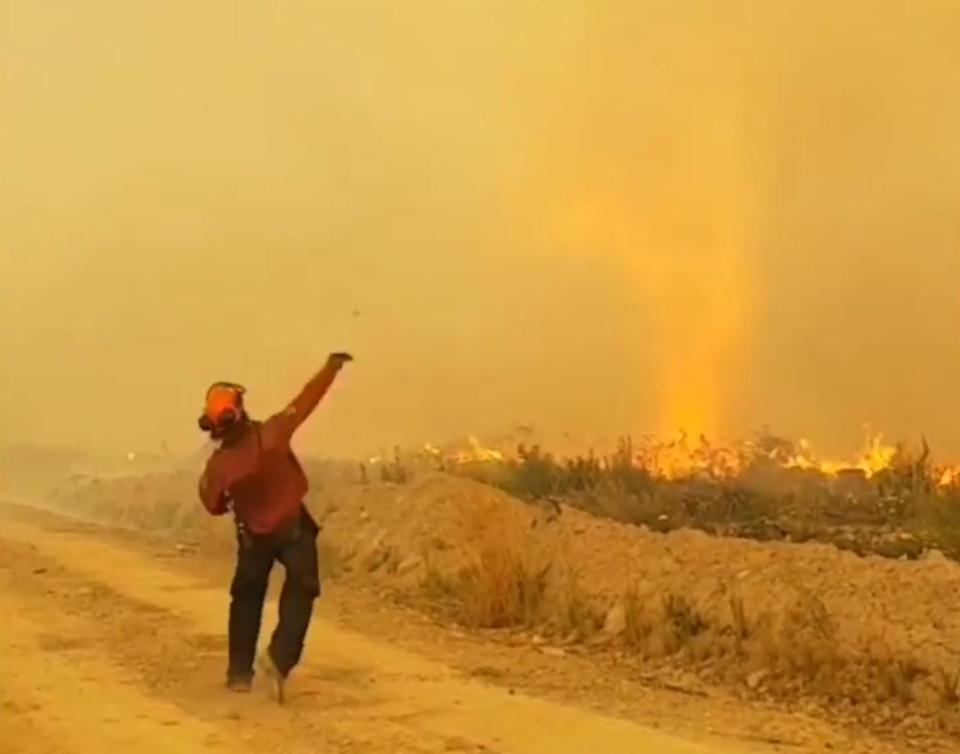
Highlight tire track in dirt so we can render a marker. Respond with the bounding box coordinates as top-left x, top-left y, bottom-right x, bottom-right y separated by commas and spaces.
0, 503, 751, 754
